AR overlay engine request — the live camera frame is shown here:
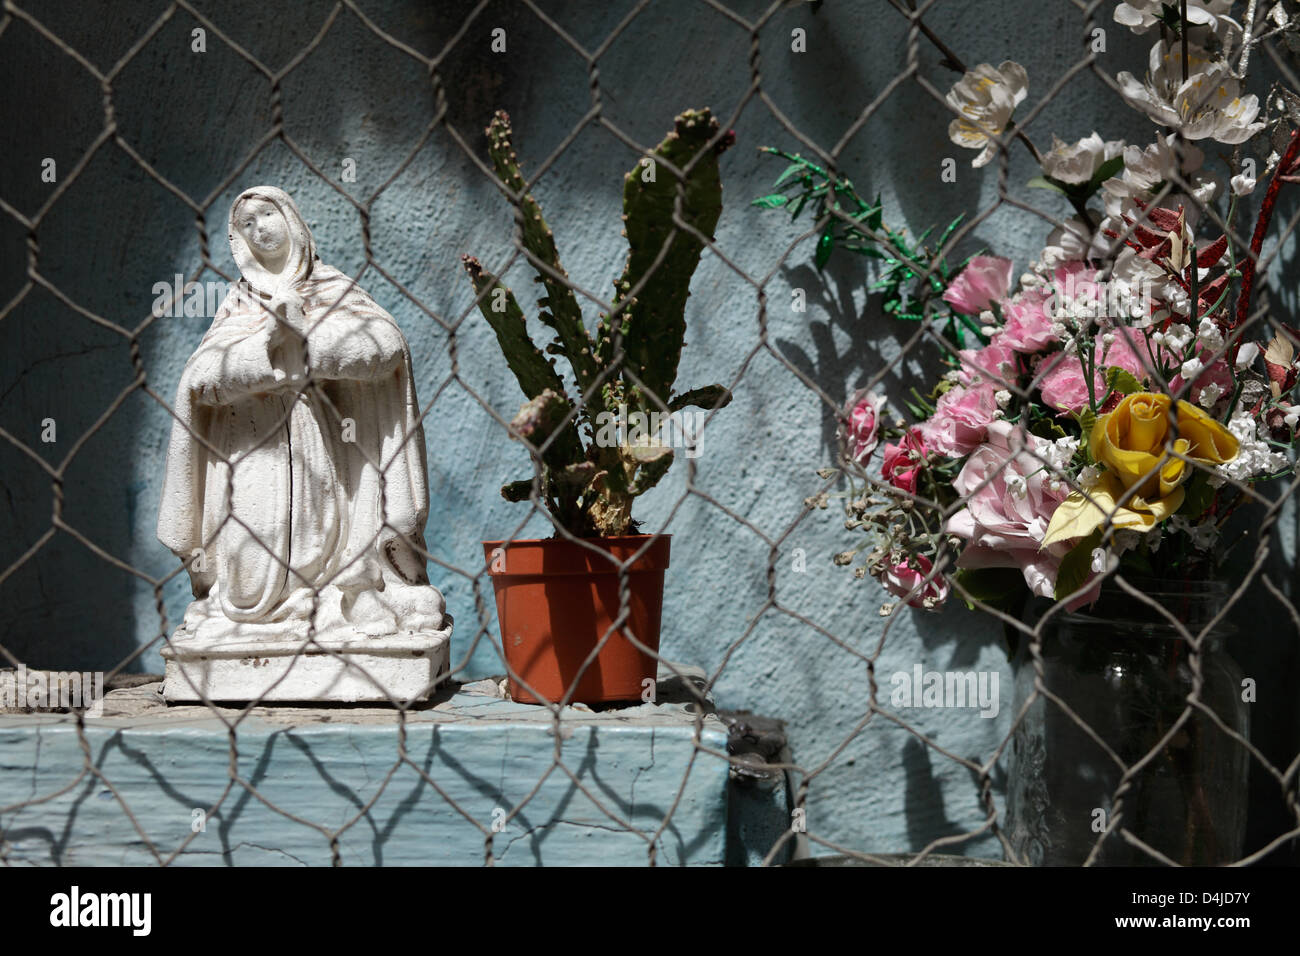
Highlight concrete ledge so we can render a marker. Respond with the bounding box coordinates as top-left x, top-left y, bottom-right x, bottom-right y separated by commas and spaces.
160, 629, 451, 703
0, 665, 749, 866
